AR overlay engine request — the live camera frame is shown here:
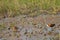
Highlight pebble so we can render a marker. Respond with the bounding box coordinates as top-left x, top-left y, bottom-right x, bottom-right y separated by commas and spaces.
0, 15, 60, 40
